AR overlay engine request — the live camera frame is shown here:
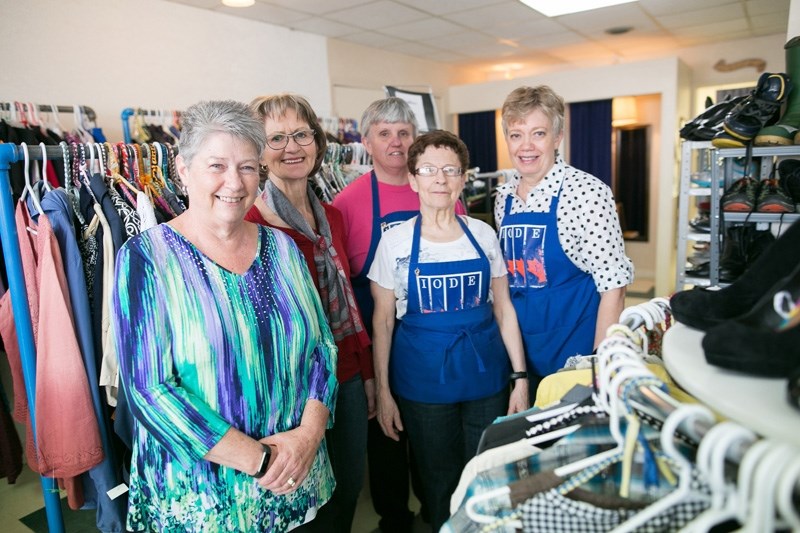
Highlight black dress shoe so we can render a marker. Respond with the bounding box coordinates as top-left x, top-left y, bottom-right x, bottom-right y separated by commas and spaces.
702, 262, 800, 377
671, 220, 800, 330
